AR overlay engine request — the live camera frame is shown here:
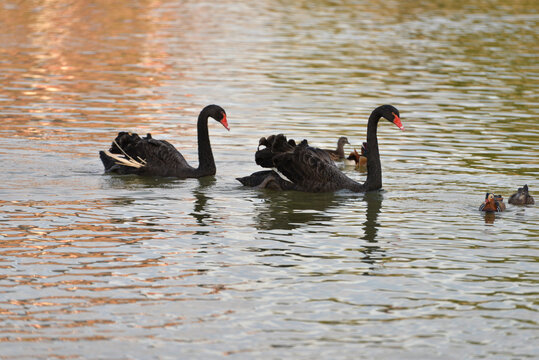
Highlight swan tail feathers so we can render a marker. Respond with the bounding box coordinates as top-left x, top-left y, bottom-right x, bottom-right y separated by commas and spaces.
236, 170, 275, 187
102, 150, 144, 168
236, 170, 295, 191
99, 150, 117, 171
